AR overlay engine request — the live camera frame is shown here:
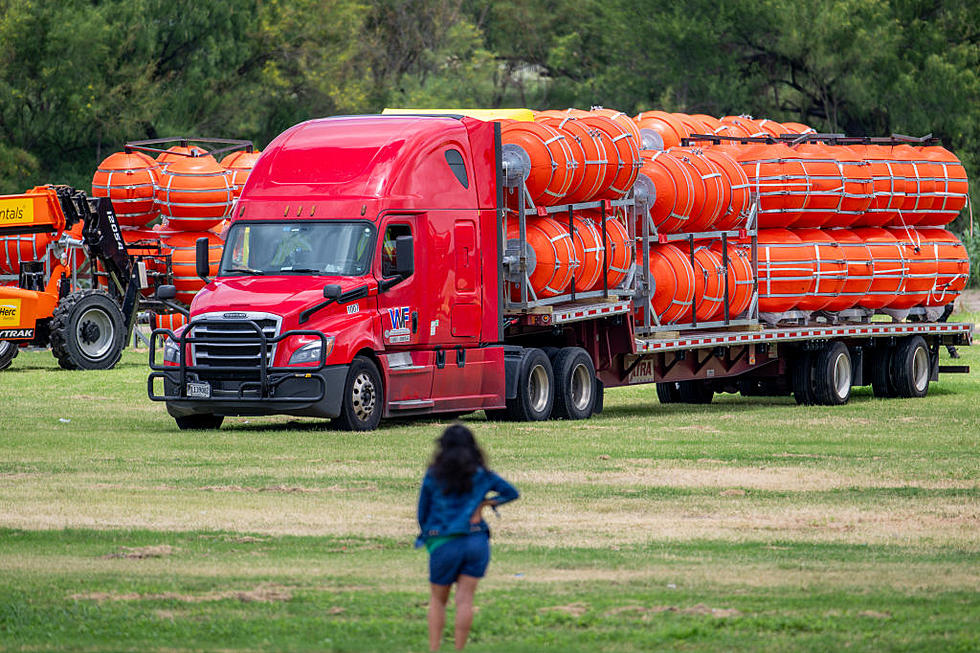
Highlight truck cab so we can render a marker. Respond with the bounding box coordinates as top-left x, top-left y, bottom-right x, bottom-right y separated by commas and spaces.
149, 115, 508, 430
